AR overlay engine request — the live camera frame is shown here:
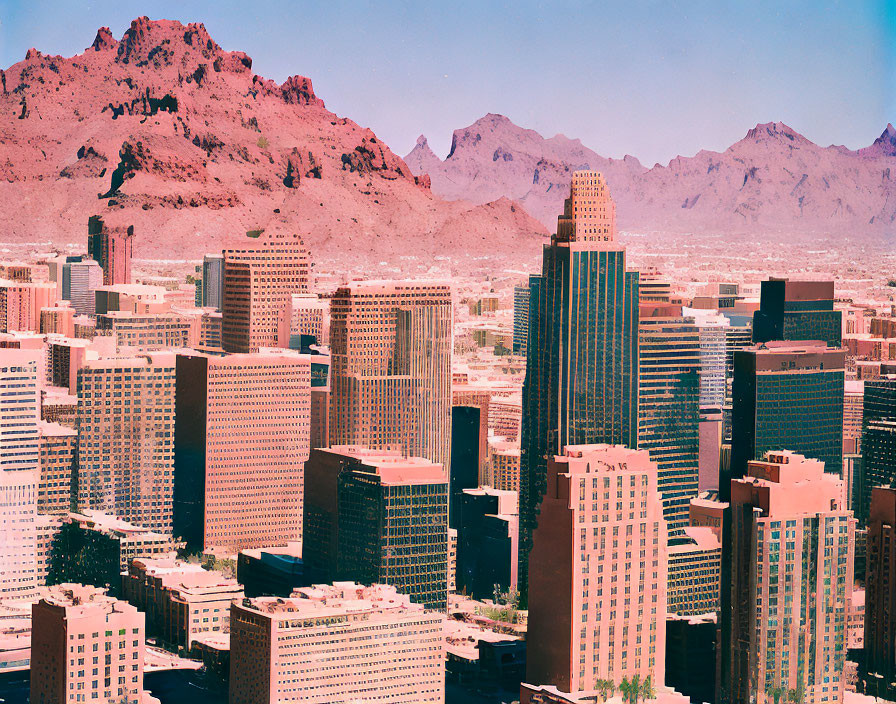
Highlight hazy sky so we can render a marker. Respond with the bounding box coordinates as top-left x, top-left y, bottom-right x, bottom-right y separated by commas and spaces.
1, 0, 893, 166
